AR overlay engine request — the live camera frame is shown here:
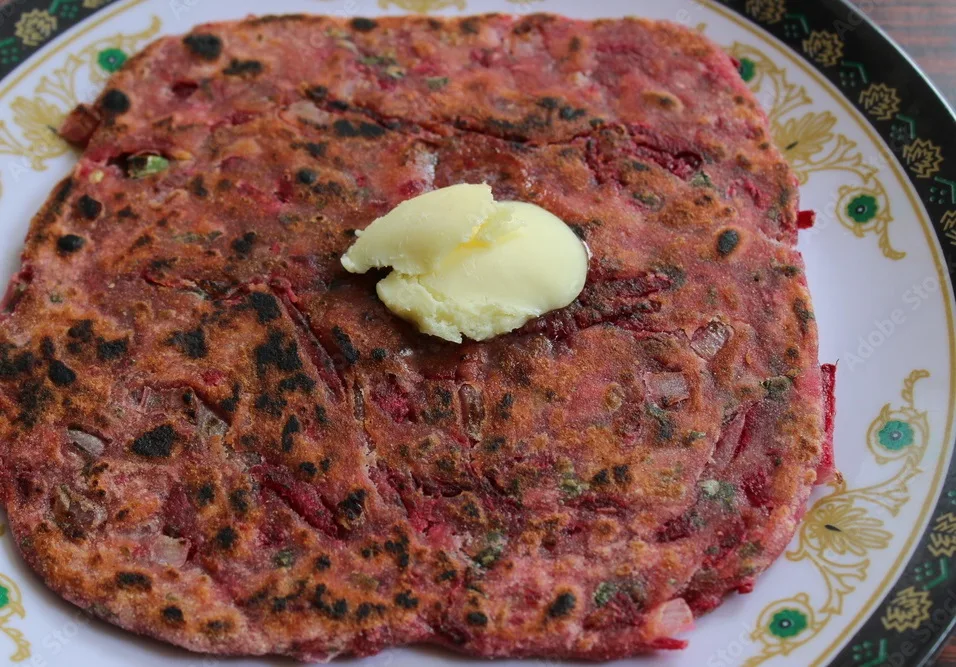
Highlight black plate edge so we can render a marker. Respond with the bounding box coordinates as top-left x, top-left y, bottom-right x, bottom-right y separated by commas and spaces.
0, 0, 121, 80
715, 2, 956, 666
